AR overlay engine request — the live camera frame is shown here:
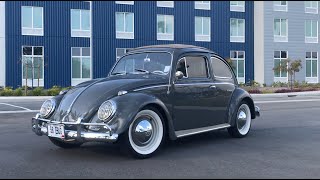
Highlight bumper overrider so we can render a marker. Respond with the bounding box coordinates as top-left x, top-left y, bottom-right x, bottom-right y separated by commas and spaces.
255, 105, 260, 117
31, 113, 118, 143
